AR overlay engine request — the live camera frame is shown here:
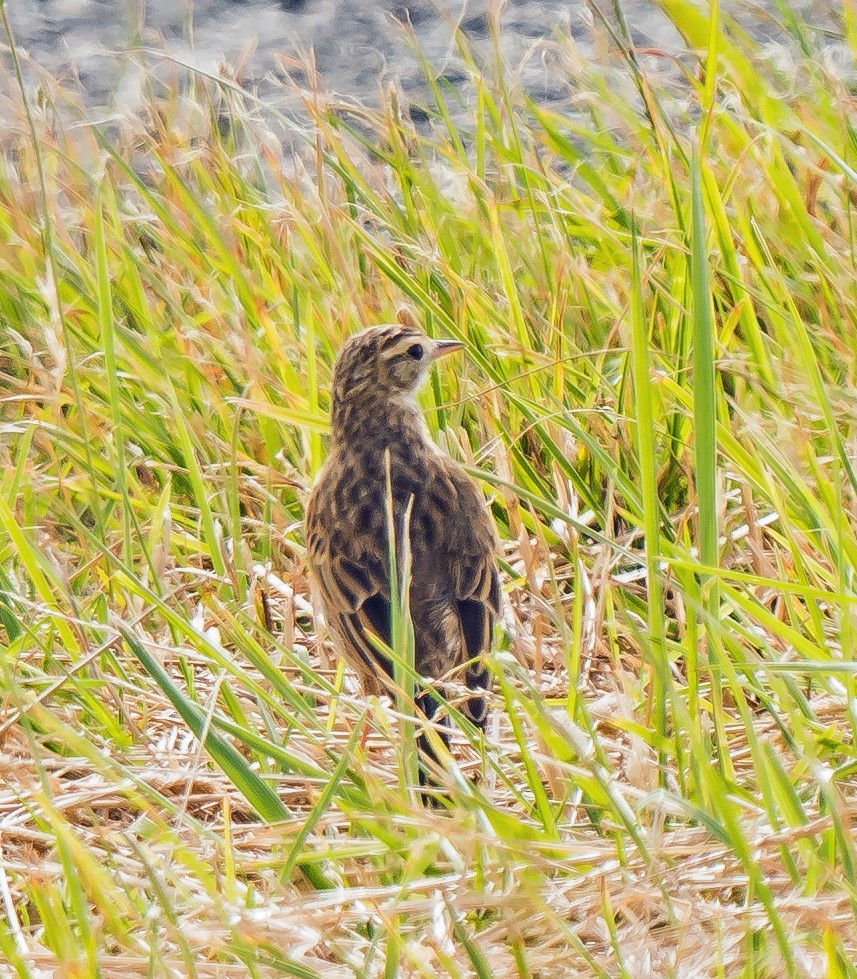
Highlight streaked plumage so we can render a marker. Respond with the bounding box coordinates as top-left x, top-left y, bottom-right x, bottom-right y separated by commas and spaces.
305, 318, 500, 790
